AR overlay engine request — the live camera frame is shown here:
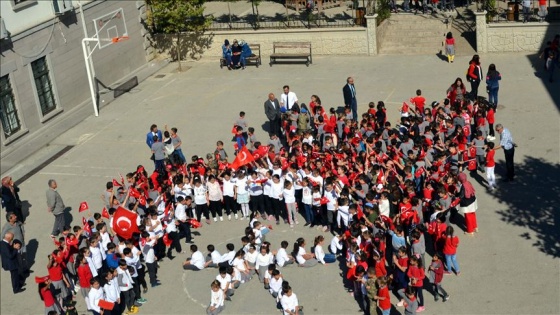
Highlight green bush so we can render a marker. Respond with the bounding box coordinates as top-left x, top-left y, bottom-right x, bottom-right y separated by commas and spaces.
377, 0, 391, 25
